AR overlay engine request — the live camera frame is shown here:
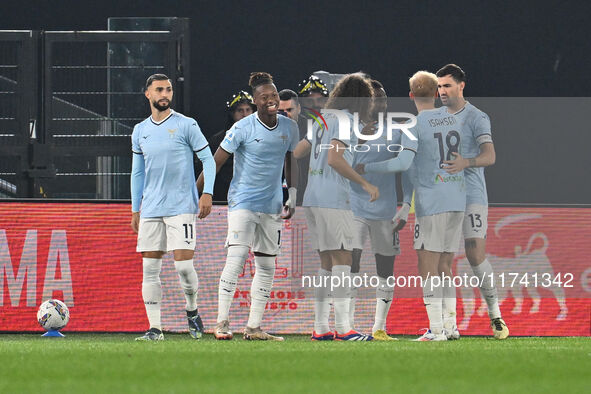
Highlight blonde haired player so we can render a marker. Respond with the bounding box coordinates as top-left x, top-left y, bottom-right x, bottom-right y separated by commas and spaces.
357, 71, 466, 341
